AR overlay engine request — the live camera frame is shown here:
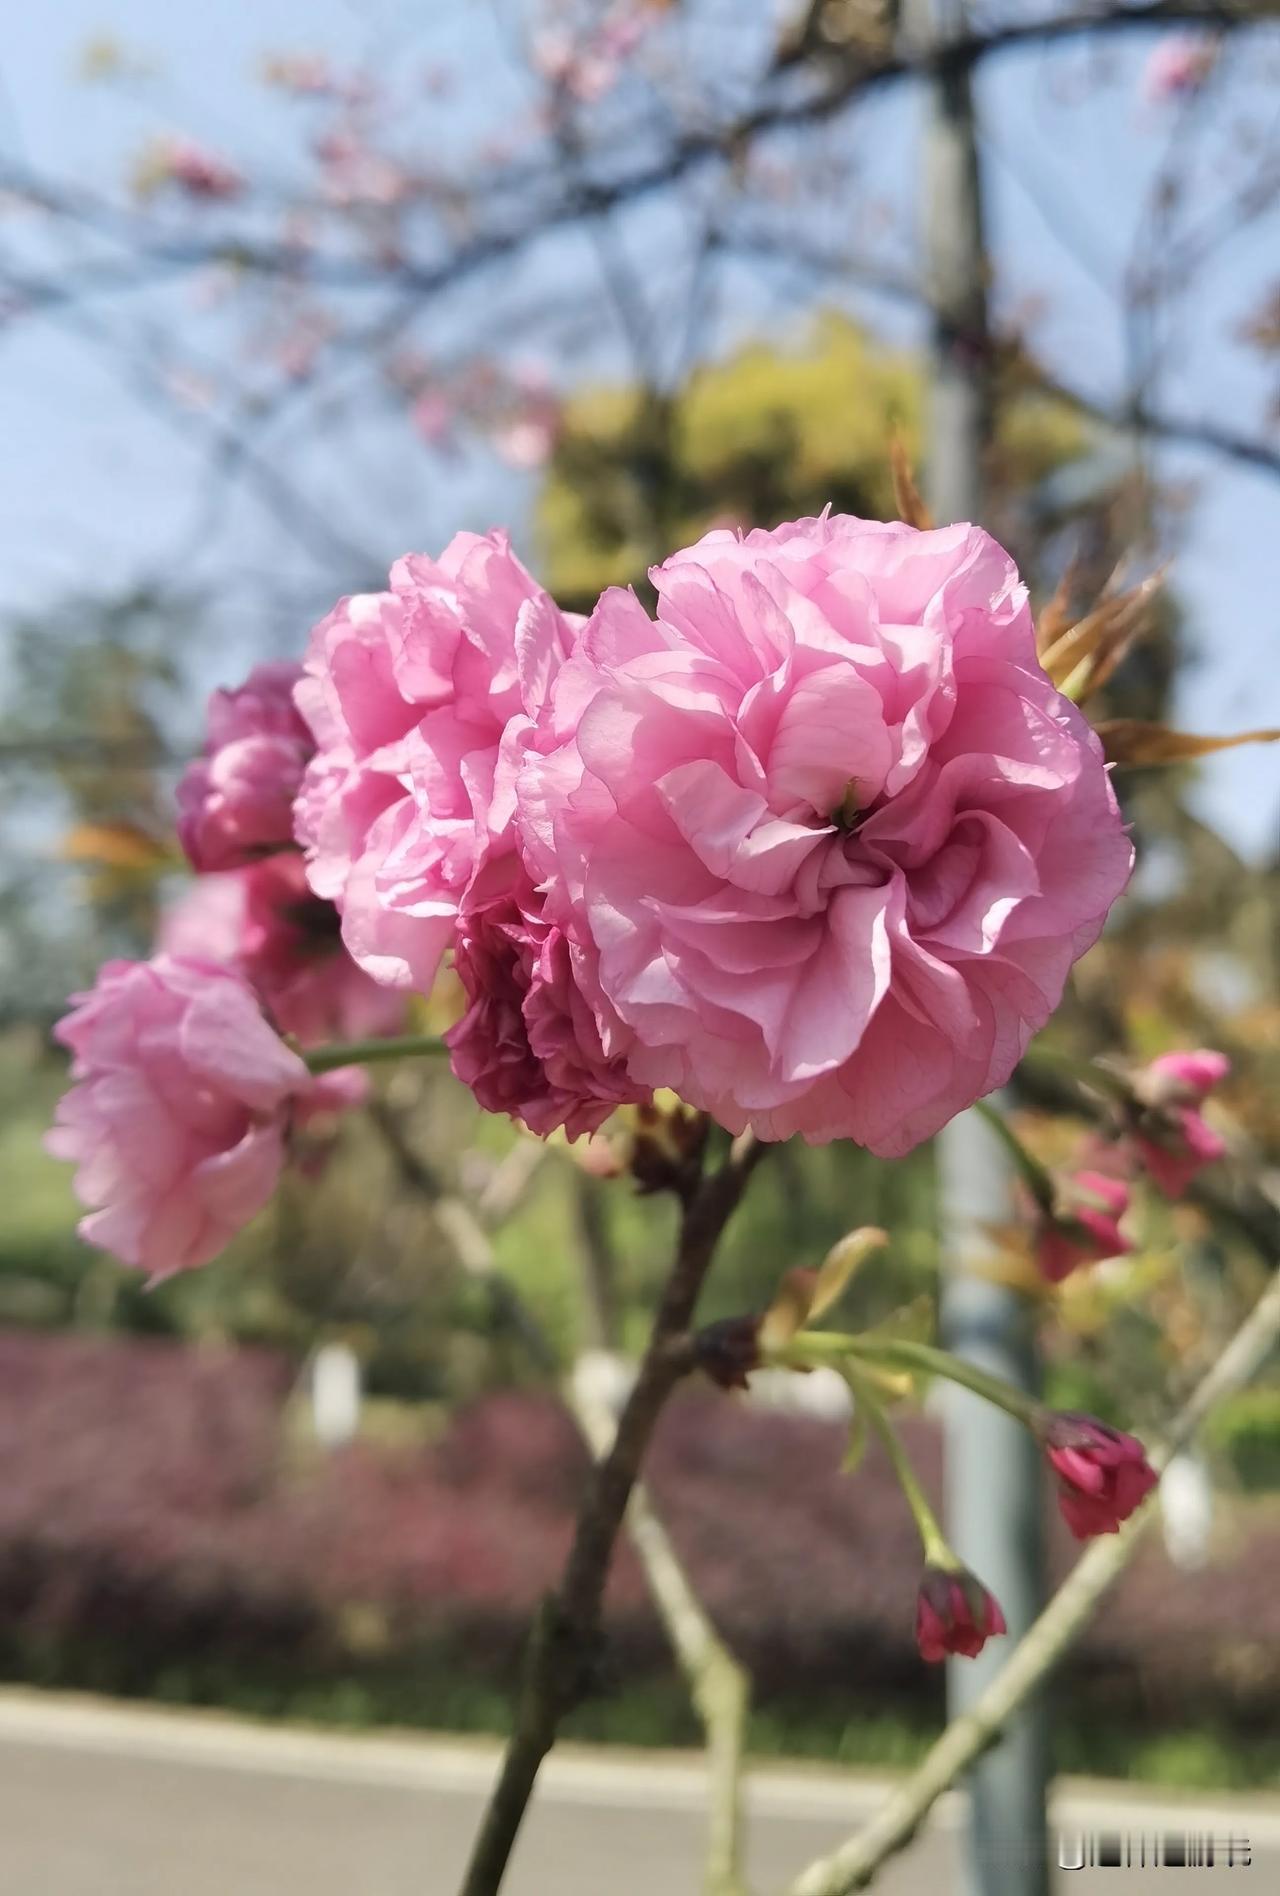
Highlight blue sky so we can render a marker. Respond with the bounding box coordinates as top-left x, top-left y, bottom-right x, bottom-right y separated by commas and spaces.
2, 0, 1278, 858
